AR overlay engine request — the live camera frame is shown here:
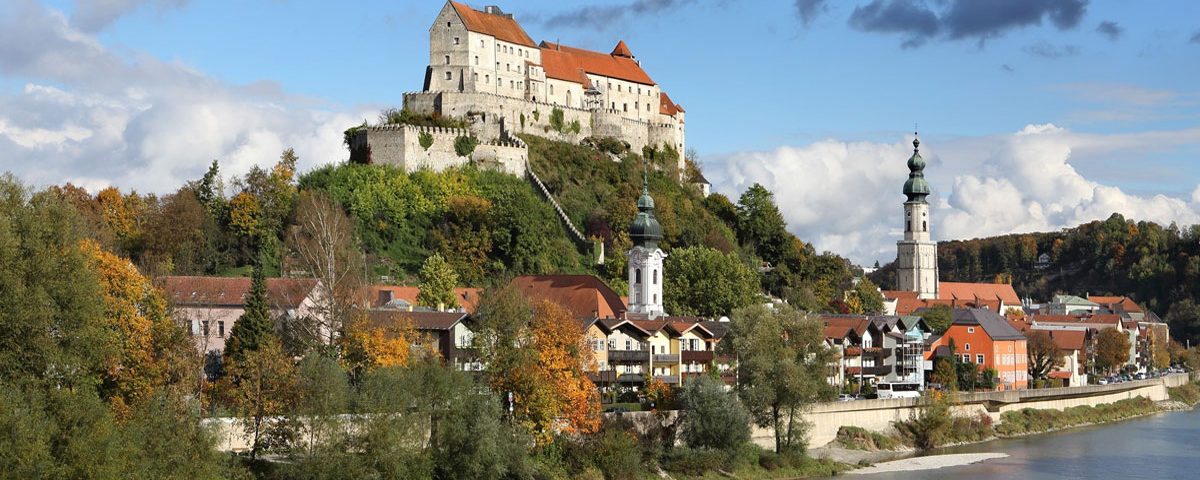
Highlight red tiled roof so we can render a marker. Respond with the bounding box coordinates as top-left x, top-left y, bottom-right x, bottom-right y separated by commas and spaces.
510, 275, 626, 319
1048, 371, 1072, 379
366, 285, 482, 313
161, 276, 318, 309
938, 282, 1020, 305
659, 91, 683, 117
1046, 329, 1087, 352
882, 290, 919, 300
822, 315, 870, 339
1088, 295, 1143, 313
611, 40, 633, 58
539, 41, 655, 86
449, 2, 536, 47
